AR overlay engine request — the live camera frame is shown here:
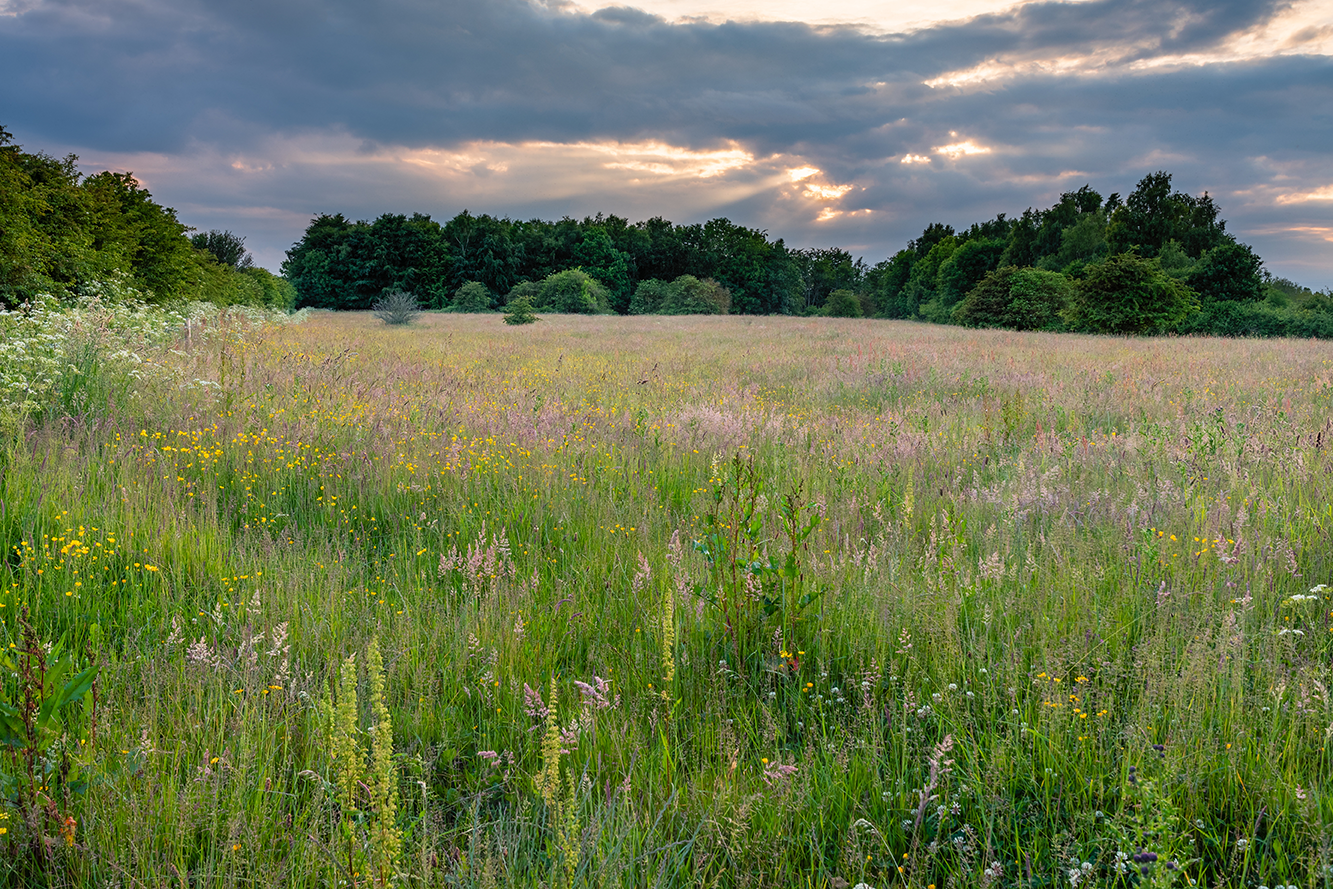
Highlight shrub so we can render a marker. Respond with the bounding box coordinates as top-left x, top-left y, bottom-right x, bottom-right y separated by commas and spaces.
452, 281, 492, 312
506, 280, 541, 308
660, 275, 730, 315
954, 267, 1076, 331
372, 289, 420, 325
629, 279, 672, 315
533, 269, 610, 314
952, 267, 1020, 328
1065, 252, 1198, 335
1177, 300, 1333, 338
823, 288, 862, 318
1007, 268, 1075, 330
503, 294, 540, 325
